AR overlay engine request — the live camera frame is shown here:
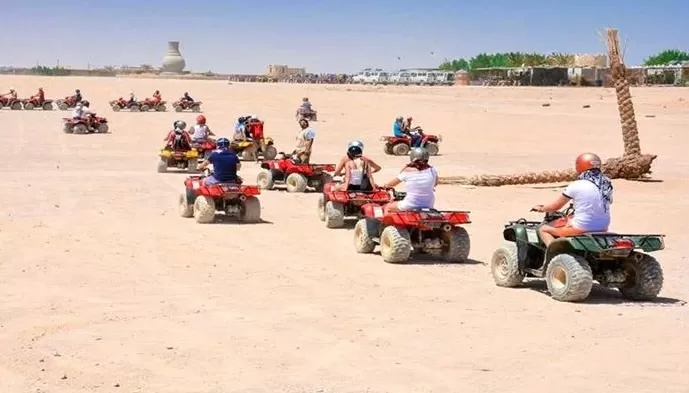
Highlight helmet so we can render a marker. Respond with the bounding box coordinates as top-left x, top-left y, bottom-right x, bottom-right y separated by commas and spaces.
347, 140, 364, 151
196, 115, 206, 124
575, 152, 602, 174
184, 92, 189, 96
299, 119, 309, 127
81, 100, 90, 107
75, 89, 80, 93
155, 90, 159, 94
216, 137, 230, 149
395, 116, 403, 122
406, 116, 413, 121
302, 97, 309, 102
347, 145, 363, 158
39, 87, 44, 91
237, 116, 246, 123
409, 147, 430, 163
174, 120, 187, 129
